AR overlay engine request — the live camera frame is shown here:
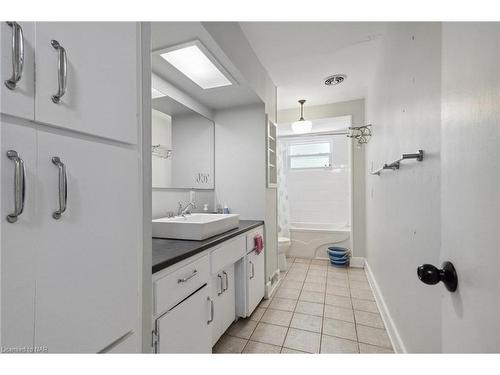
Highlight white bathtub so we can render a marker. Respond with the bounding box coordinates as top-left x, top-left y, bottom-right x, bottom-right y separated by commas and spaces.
288, 222, 351, 259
